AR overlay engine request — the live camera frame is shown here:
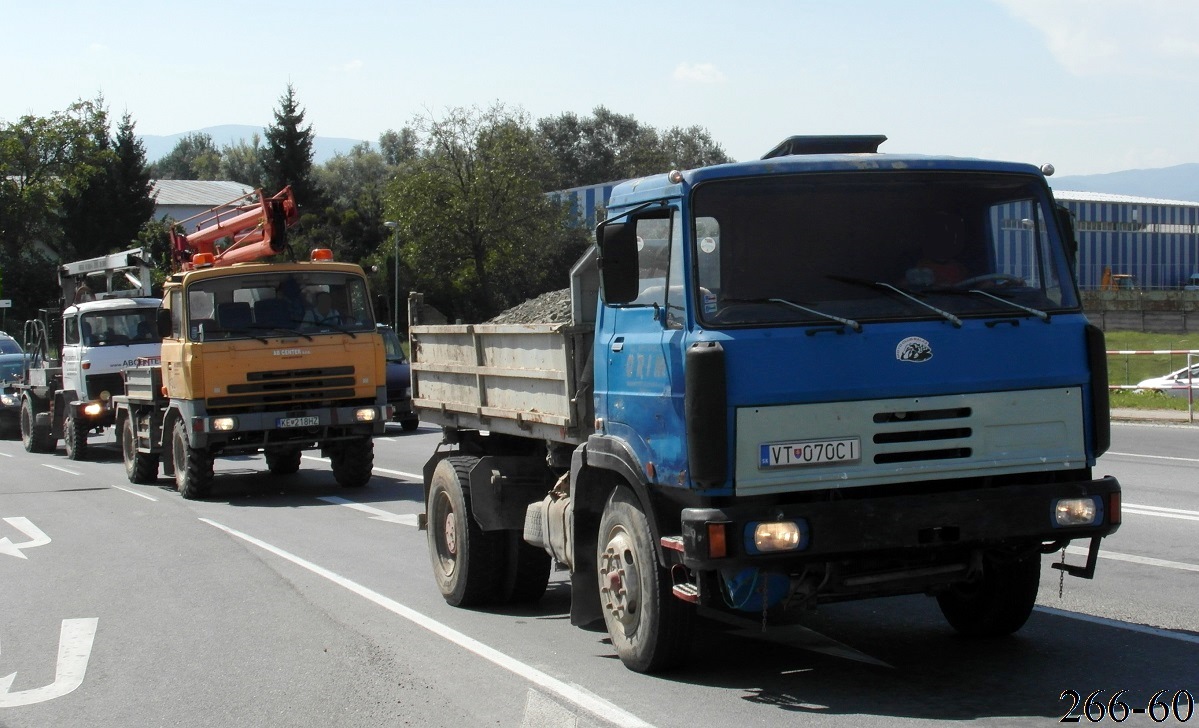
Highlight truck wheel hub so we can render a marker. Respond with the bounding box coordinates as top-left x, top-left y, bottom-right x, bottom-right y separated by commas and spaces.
599, 529, 640, 631
443, 513, 457, 556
